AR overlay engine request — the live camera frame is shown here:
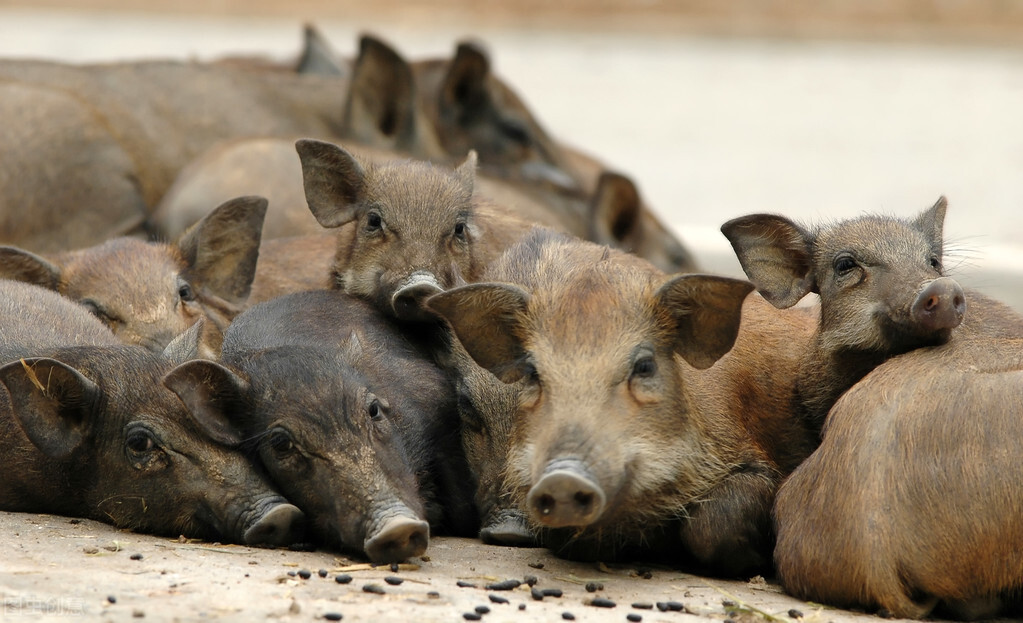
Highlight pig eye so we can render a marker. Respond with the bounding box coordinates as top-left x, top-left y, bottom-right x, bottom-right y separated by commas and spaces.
833, 254, 858, 276
125, 430, 155, 453
267, 429, 294, 454
453, 221, 468, 240
367, 396, 389, 422
177, 279, 196, 303
930, 256, 943, 272
632, 356, 657, 379
366, 211, 383, 232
